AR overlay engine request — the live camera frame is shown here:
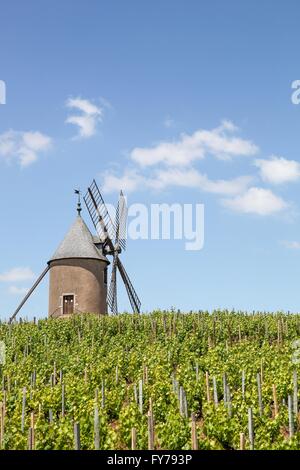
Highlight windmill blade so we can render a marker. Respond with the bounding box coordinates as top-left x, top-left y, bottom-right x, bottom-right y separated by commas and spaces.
117, 257, 141, 313
107, 254, 118, 315
9, 266, 50, 323
83, 179, 115, 251
115, 190, 127, 251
